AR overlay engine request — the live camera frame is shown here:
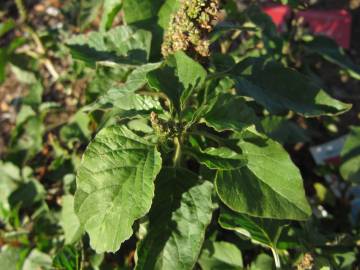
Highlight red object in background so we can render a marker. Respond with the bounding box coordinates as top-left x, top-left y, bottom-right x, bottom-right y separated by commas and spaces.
296, 9, 352, 49
262, 5, 291, 29
263, 5, 352, 49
